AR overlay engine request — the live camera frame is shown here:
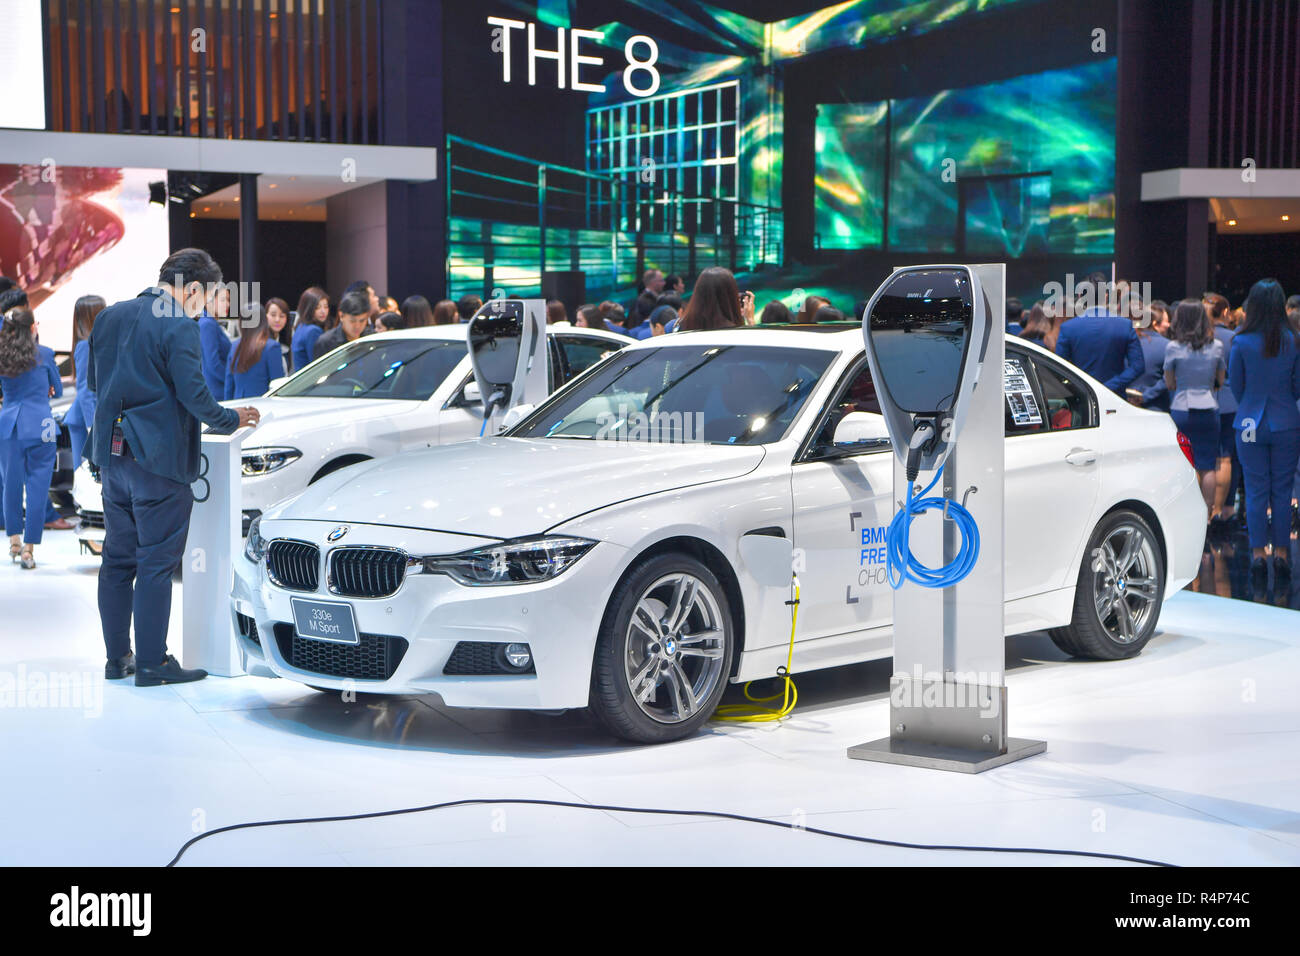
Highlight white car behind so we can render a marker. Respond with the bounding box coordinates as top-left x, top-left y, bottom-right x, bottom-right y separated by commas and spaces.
71, 323, 627, 540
